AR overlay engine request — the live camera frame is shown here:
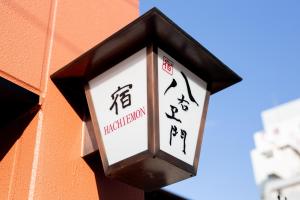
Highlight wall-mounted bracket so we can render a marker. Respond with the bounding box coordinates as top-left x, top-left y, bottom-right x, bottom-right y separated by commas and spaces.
81, 120, 98, 157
